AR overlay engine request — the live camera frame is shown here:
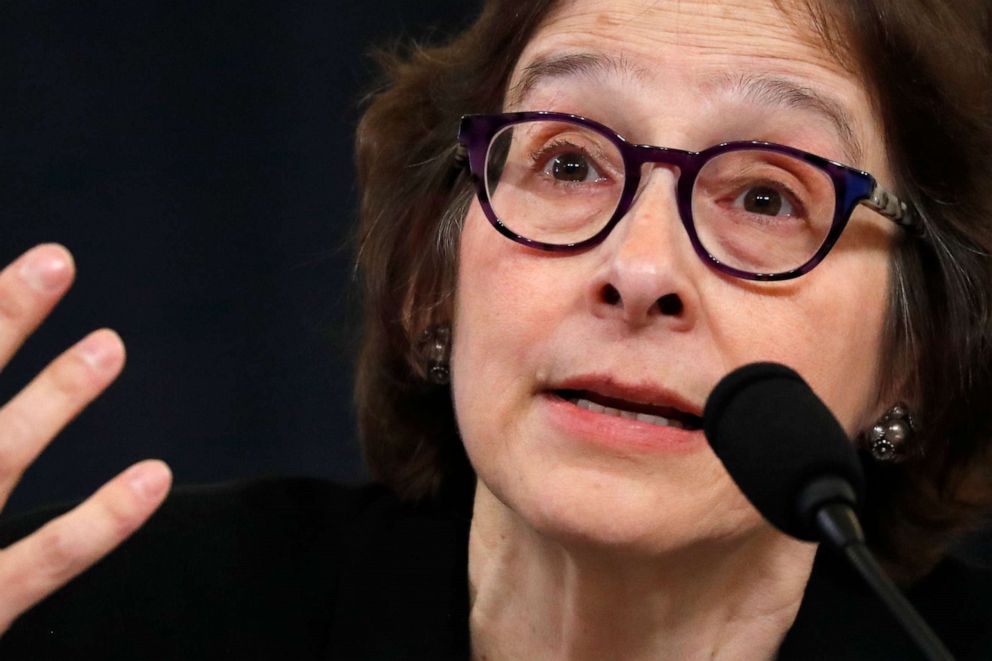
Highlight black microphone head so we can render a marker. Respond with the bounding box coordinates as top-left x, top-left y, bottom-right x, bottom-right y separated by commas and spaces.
703, 362, 864, 541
